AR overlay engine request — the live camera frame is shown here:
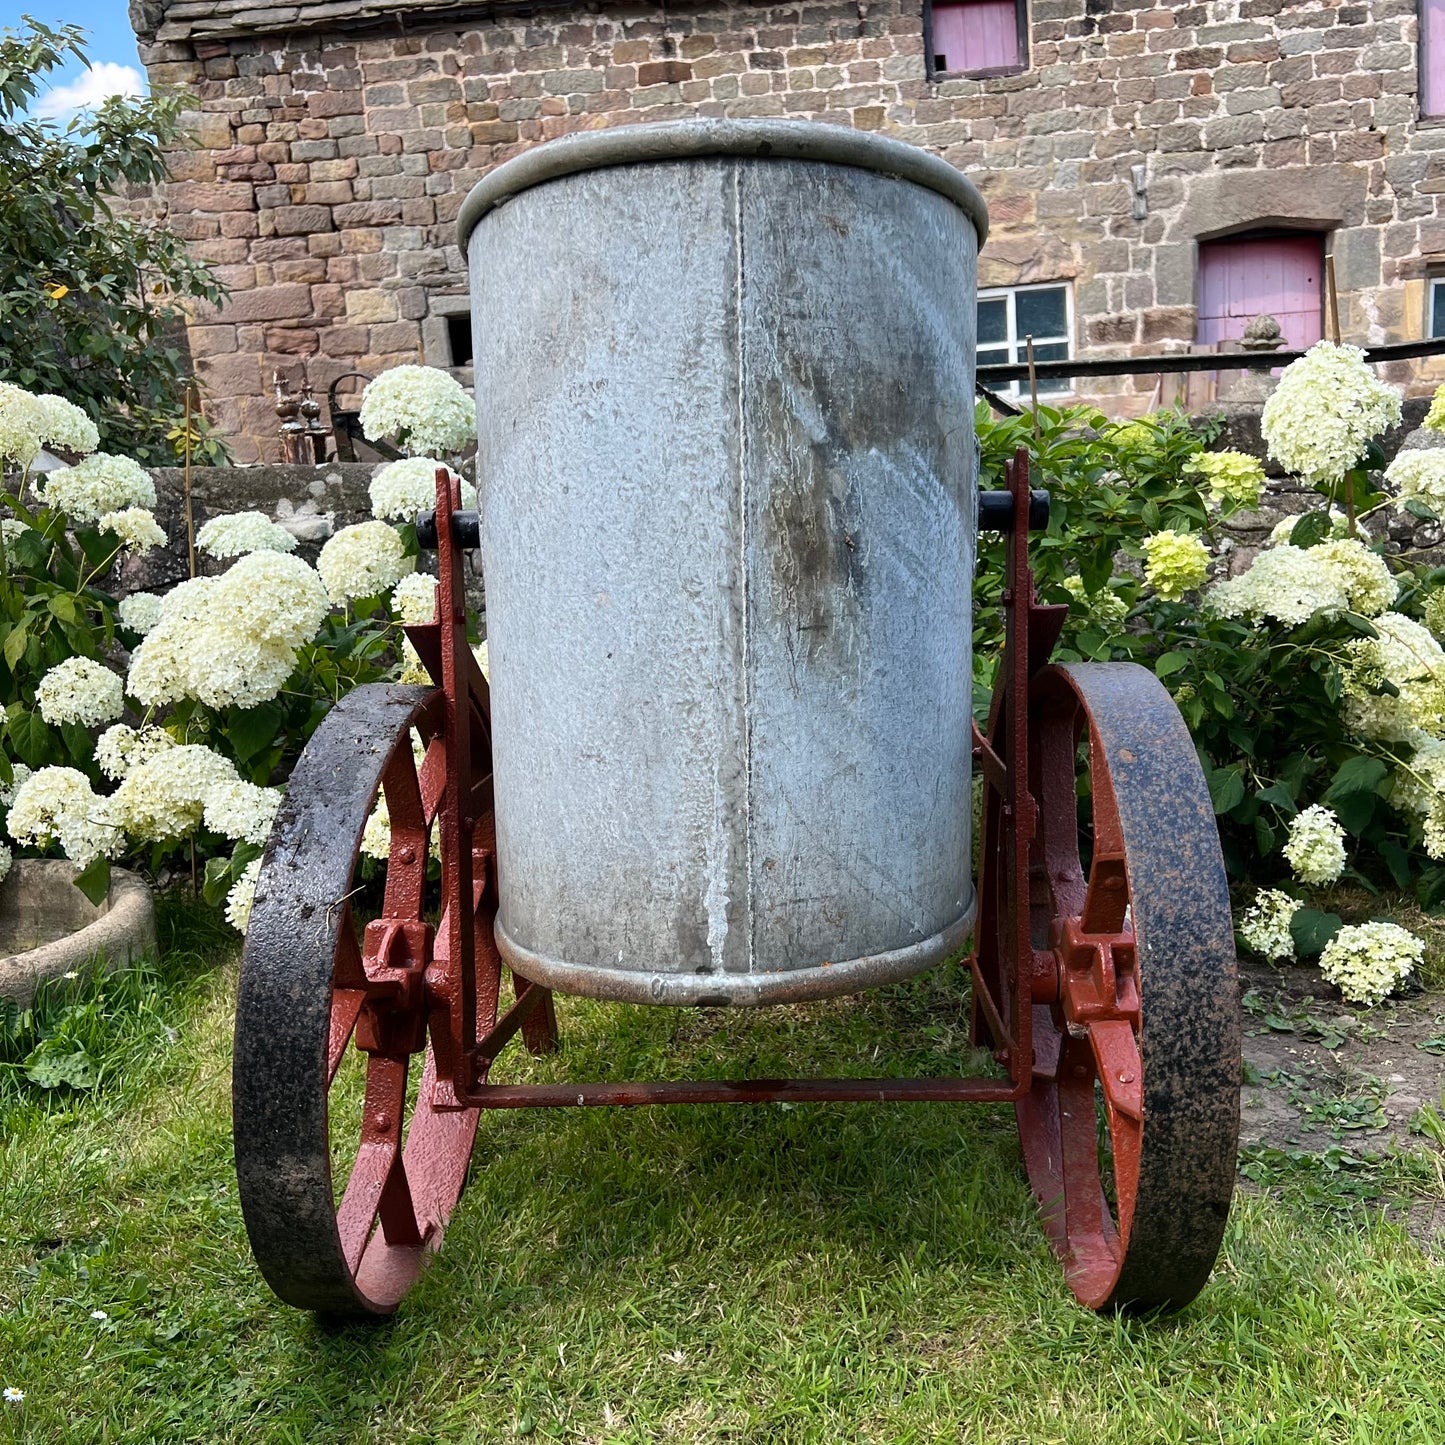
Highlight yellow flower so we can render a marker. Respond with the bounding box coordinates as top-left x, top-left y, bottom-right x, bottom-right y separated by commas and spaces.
1141, 530, 1210, 601
47, 284, 68, 300
1426, 383, 1445, 434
